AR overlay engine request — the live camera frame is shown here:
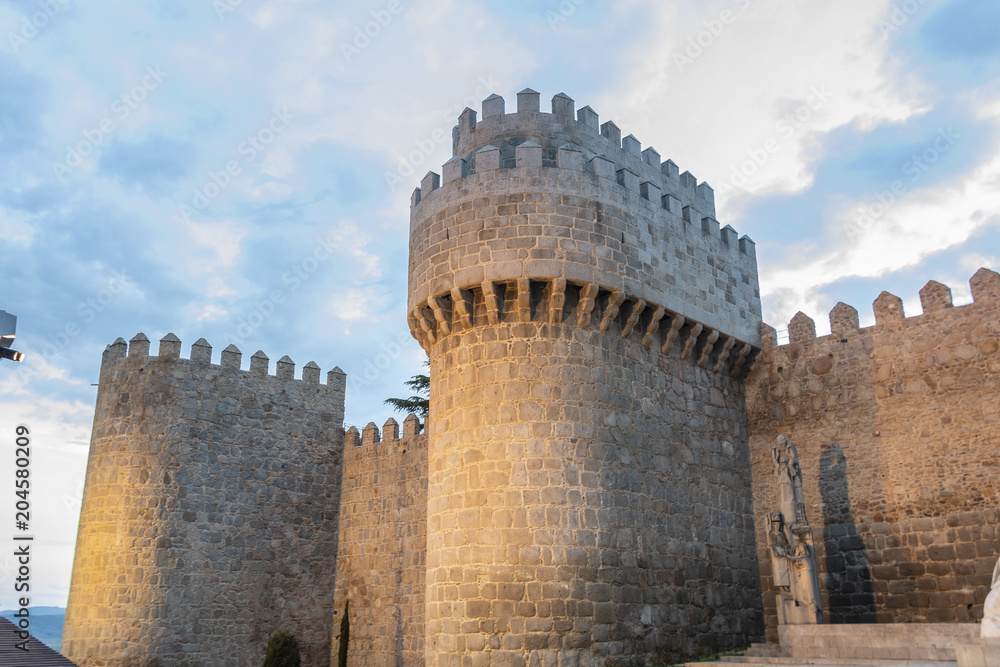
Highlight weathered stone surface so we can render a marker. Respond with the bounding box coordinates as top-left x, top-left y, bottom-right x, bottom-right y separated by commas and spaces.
748, 275, 1000, 640
410, 93, 766, 664
63, 340, 347, 667
331, 417, 427, 666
